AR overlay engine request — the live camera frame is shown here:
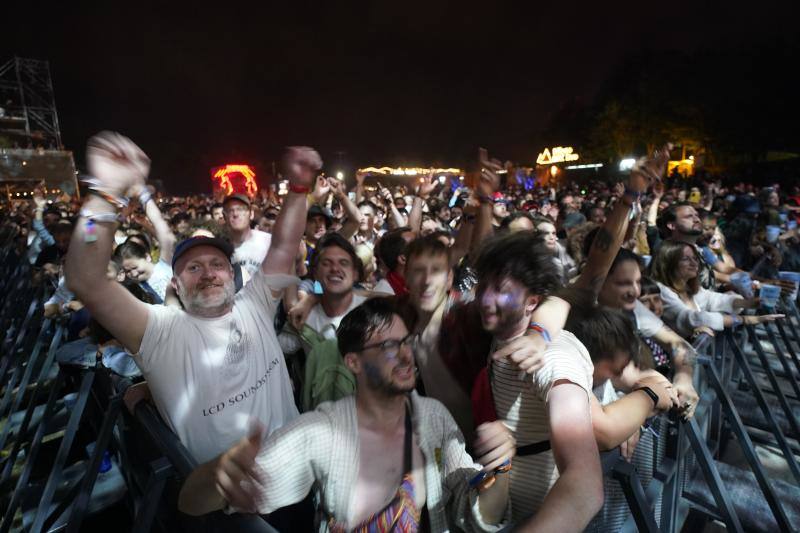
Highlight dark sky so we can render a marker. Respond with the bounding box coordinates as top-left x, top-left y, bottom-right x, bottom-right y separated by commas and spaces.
3, 1, 796, 194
